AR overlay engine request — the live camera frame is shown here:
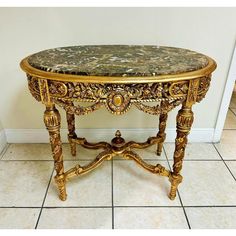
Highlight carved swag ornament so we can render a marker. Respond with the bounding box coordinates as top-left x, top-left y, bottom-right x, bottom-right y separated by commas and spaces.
27, 75, 212, 115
